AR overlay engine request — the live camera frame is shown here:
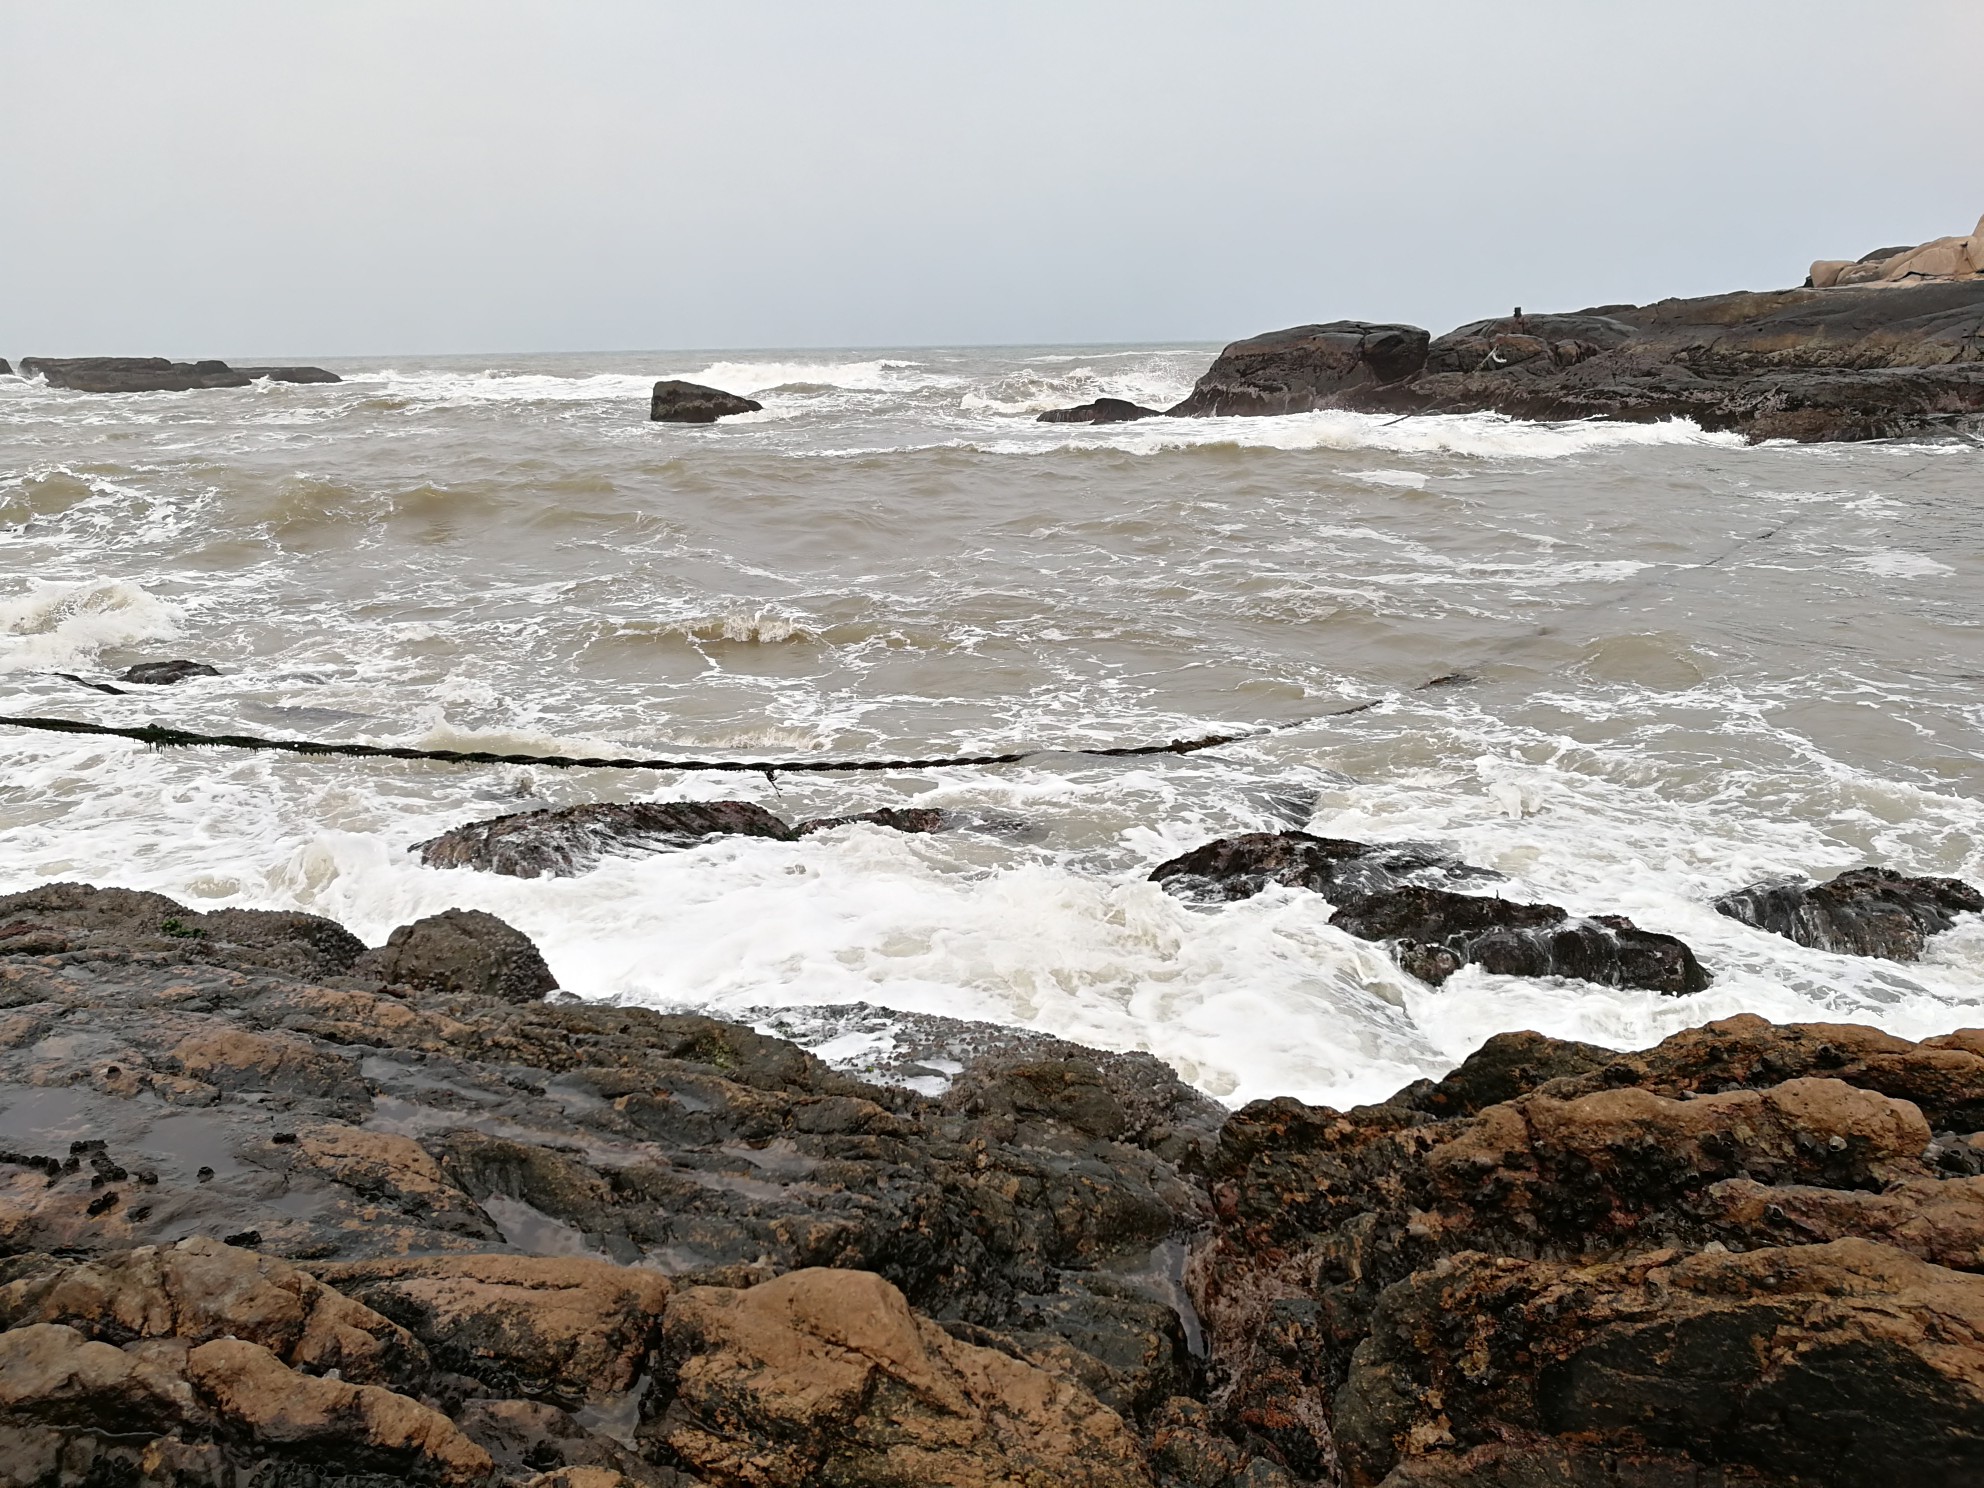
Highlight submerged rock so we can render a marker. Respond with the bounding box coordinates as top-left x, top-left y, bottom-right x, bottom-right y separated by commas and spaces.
795, 806, 953, 836
1331, 883, 1712, 993
648, 379, 763, 423
1715, 865, 1983, 961
1147, 830, 1490, 904
1165, 321, 1431, 417
18, 357, 340, 392
1036, 396, 1165, 424
119, 659, 221, 685
413, 800, 797, 878
355, 907, 557, 1003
